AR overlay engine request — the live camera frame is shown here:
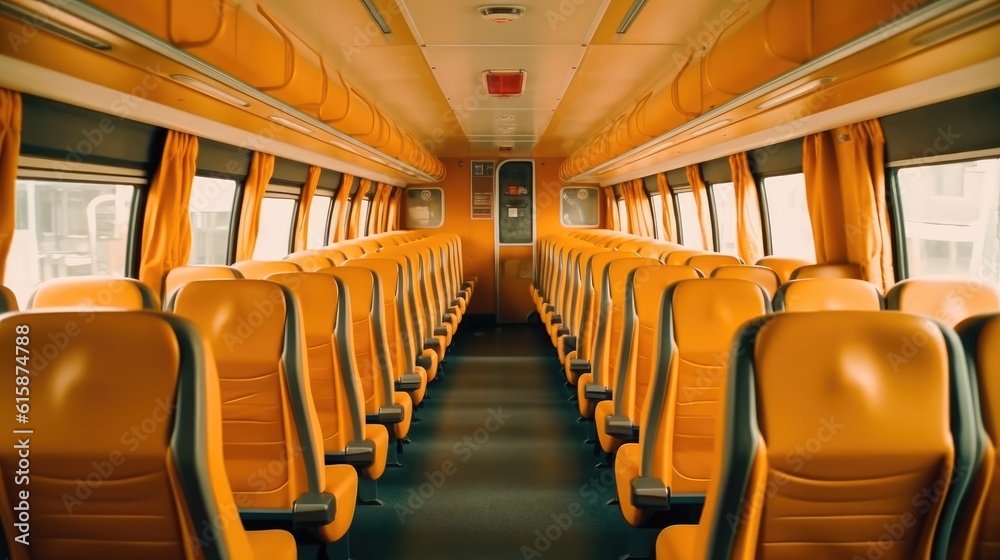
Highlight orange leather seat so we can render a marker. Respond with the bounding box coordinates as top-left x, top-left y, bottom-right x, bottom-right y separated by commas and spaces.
317, 266, 413, 440
774, 278, 884, 311
231, 260, 302, 279
163, 265, 242, 307
285, 250, 336, 272
755, 256, 811, 283
377, 250, 440, 382
0, 285, 17, 311
320, 249, 349, 265
954, 313, 1000, 559
711, 265, 780, 298
347, 258, 429, 405
554, 247, 608, 363
656, 311, 978, 560
0, 310, 296, 559
686, 254, 744, 276
790, 262, 864, 280
663, 249, 708, 266
329, 243, 364, 260
616, 278, 770, 528
267, 272, 389, 487
28, 276, 159, 310
168, 280, 358, 546
887, 278, 1000, 327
